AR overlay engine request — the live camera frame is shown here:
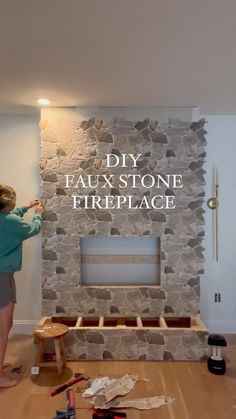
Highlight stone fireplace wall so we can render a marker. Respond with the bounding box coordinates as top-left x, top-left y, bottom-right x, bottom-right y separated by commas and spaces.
40, 108, 206, 318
